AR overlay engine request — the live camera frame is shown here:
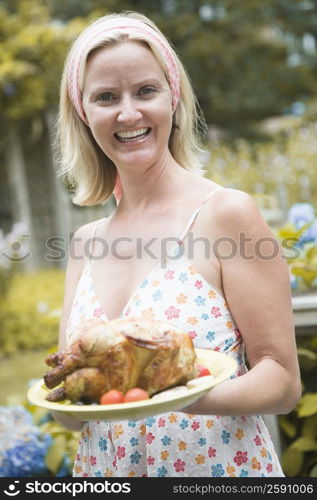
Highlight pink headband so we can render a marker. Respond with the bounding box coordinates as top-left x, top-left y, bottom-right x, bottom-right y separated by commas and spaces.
67, 17, 181, 204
